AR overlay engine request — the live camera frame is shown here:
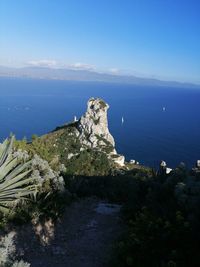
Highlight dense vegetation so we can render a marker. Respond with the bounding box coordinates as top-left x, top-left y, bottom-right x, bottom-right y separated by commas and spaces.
14, 124, 115, 176
64, 165, 200, 267
112, 166, 200, 267
1, 129, 200, 267
0, 137, 67, 266
0, 137, 34, 266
